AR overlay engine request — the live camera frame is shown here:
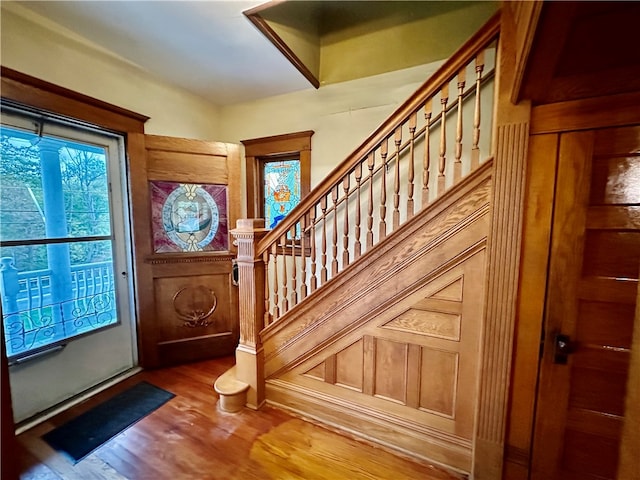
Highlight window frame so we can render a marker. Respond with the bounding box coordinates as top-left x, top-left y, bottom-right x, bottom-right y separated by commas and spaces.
0, 103, 131, 362
241, 130, 313, 222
